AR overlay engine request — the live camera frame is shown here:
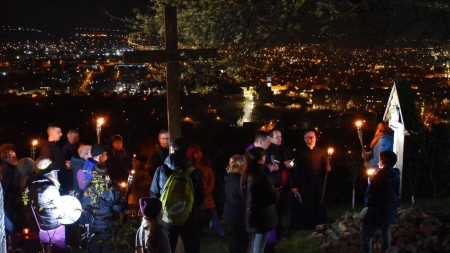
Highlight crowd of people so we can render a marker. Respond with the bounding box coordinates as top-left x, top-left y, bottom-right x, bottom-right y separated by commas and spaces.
0, 121, 400, 253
